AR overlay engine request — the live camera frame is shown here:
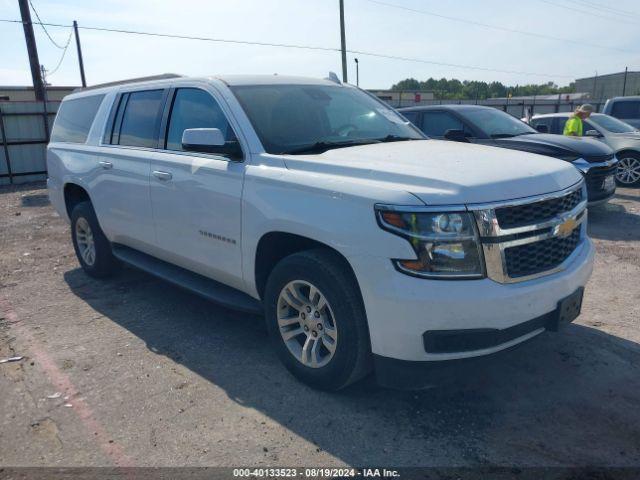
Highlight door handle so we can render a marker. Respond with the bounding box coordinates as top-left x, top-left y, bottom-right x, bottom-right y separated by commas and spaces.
99, 161, 113, 169
152, 170, 172, 181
